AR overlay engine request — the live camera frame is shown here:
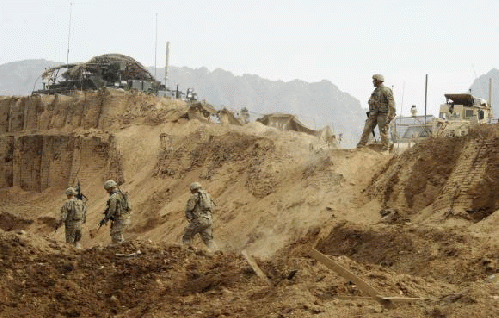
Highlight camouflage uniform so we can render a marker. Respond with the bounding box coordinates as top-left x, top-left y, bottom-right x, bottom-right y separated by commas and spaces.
358, 76, 396, 150
182, 188, 214, 248
60, 197, 86, 246
104, 190, 131, 244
